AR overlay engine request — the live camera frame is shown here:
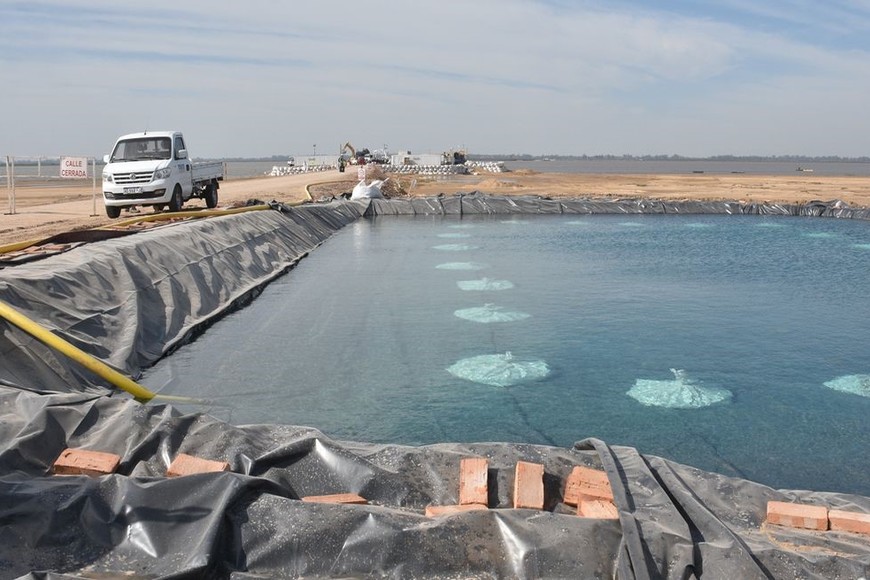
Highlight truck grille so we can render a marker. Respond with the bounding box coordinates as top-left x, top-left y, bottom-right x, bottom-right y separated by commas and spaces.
114, 191, 163, 199
113, 171, 153, 184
